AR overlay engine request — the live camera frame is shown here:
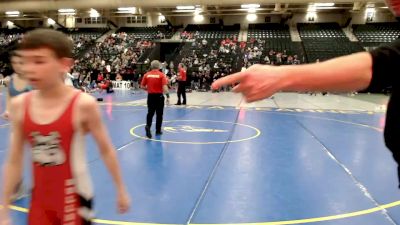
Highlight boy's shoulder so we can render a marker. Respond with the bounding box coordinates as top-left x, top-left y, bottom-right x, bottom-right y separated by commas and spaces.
76, 91, 97, 108
9, 92, 29, 122
10, 91, 29, 107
